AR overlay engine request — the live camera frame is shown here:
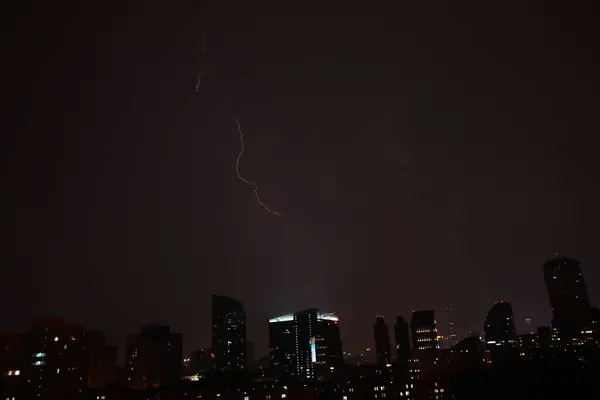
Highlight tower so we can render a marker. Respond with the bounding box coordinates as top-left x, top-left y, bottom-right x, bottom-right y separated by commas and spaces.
373, 315, 391, 365
543, 257, 590, 334
212, 295, 246, 372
